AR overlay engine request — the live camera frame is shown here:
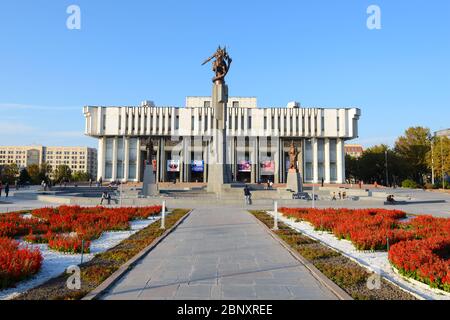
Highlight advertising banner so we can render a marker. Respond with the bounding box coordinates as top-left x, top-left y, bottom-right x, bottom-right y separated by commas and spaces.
238, 160, 252, 172
191, 160, 204, 172
260, 160, 275, 174
167, 160, 180, 172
